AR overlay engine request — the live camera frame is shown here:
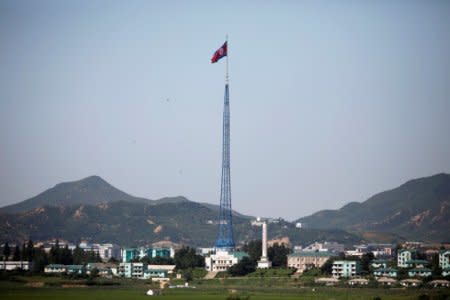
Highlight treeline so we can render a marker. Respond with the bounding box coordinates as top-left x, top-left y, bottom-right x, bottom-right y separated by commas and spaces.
1, 240, 103, 273
228, 241, 291, 276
